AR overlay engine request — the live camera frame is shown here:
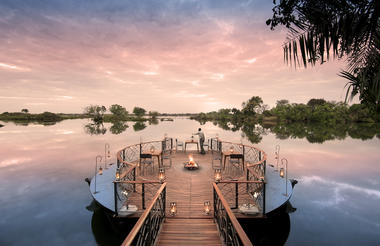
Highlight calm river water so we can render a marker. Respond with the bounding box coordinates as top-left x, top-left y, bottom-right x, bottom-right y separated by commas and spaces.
0, 118, 379, 246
